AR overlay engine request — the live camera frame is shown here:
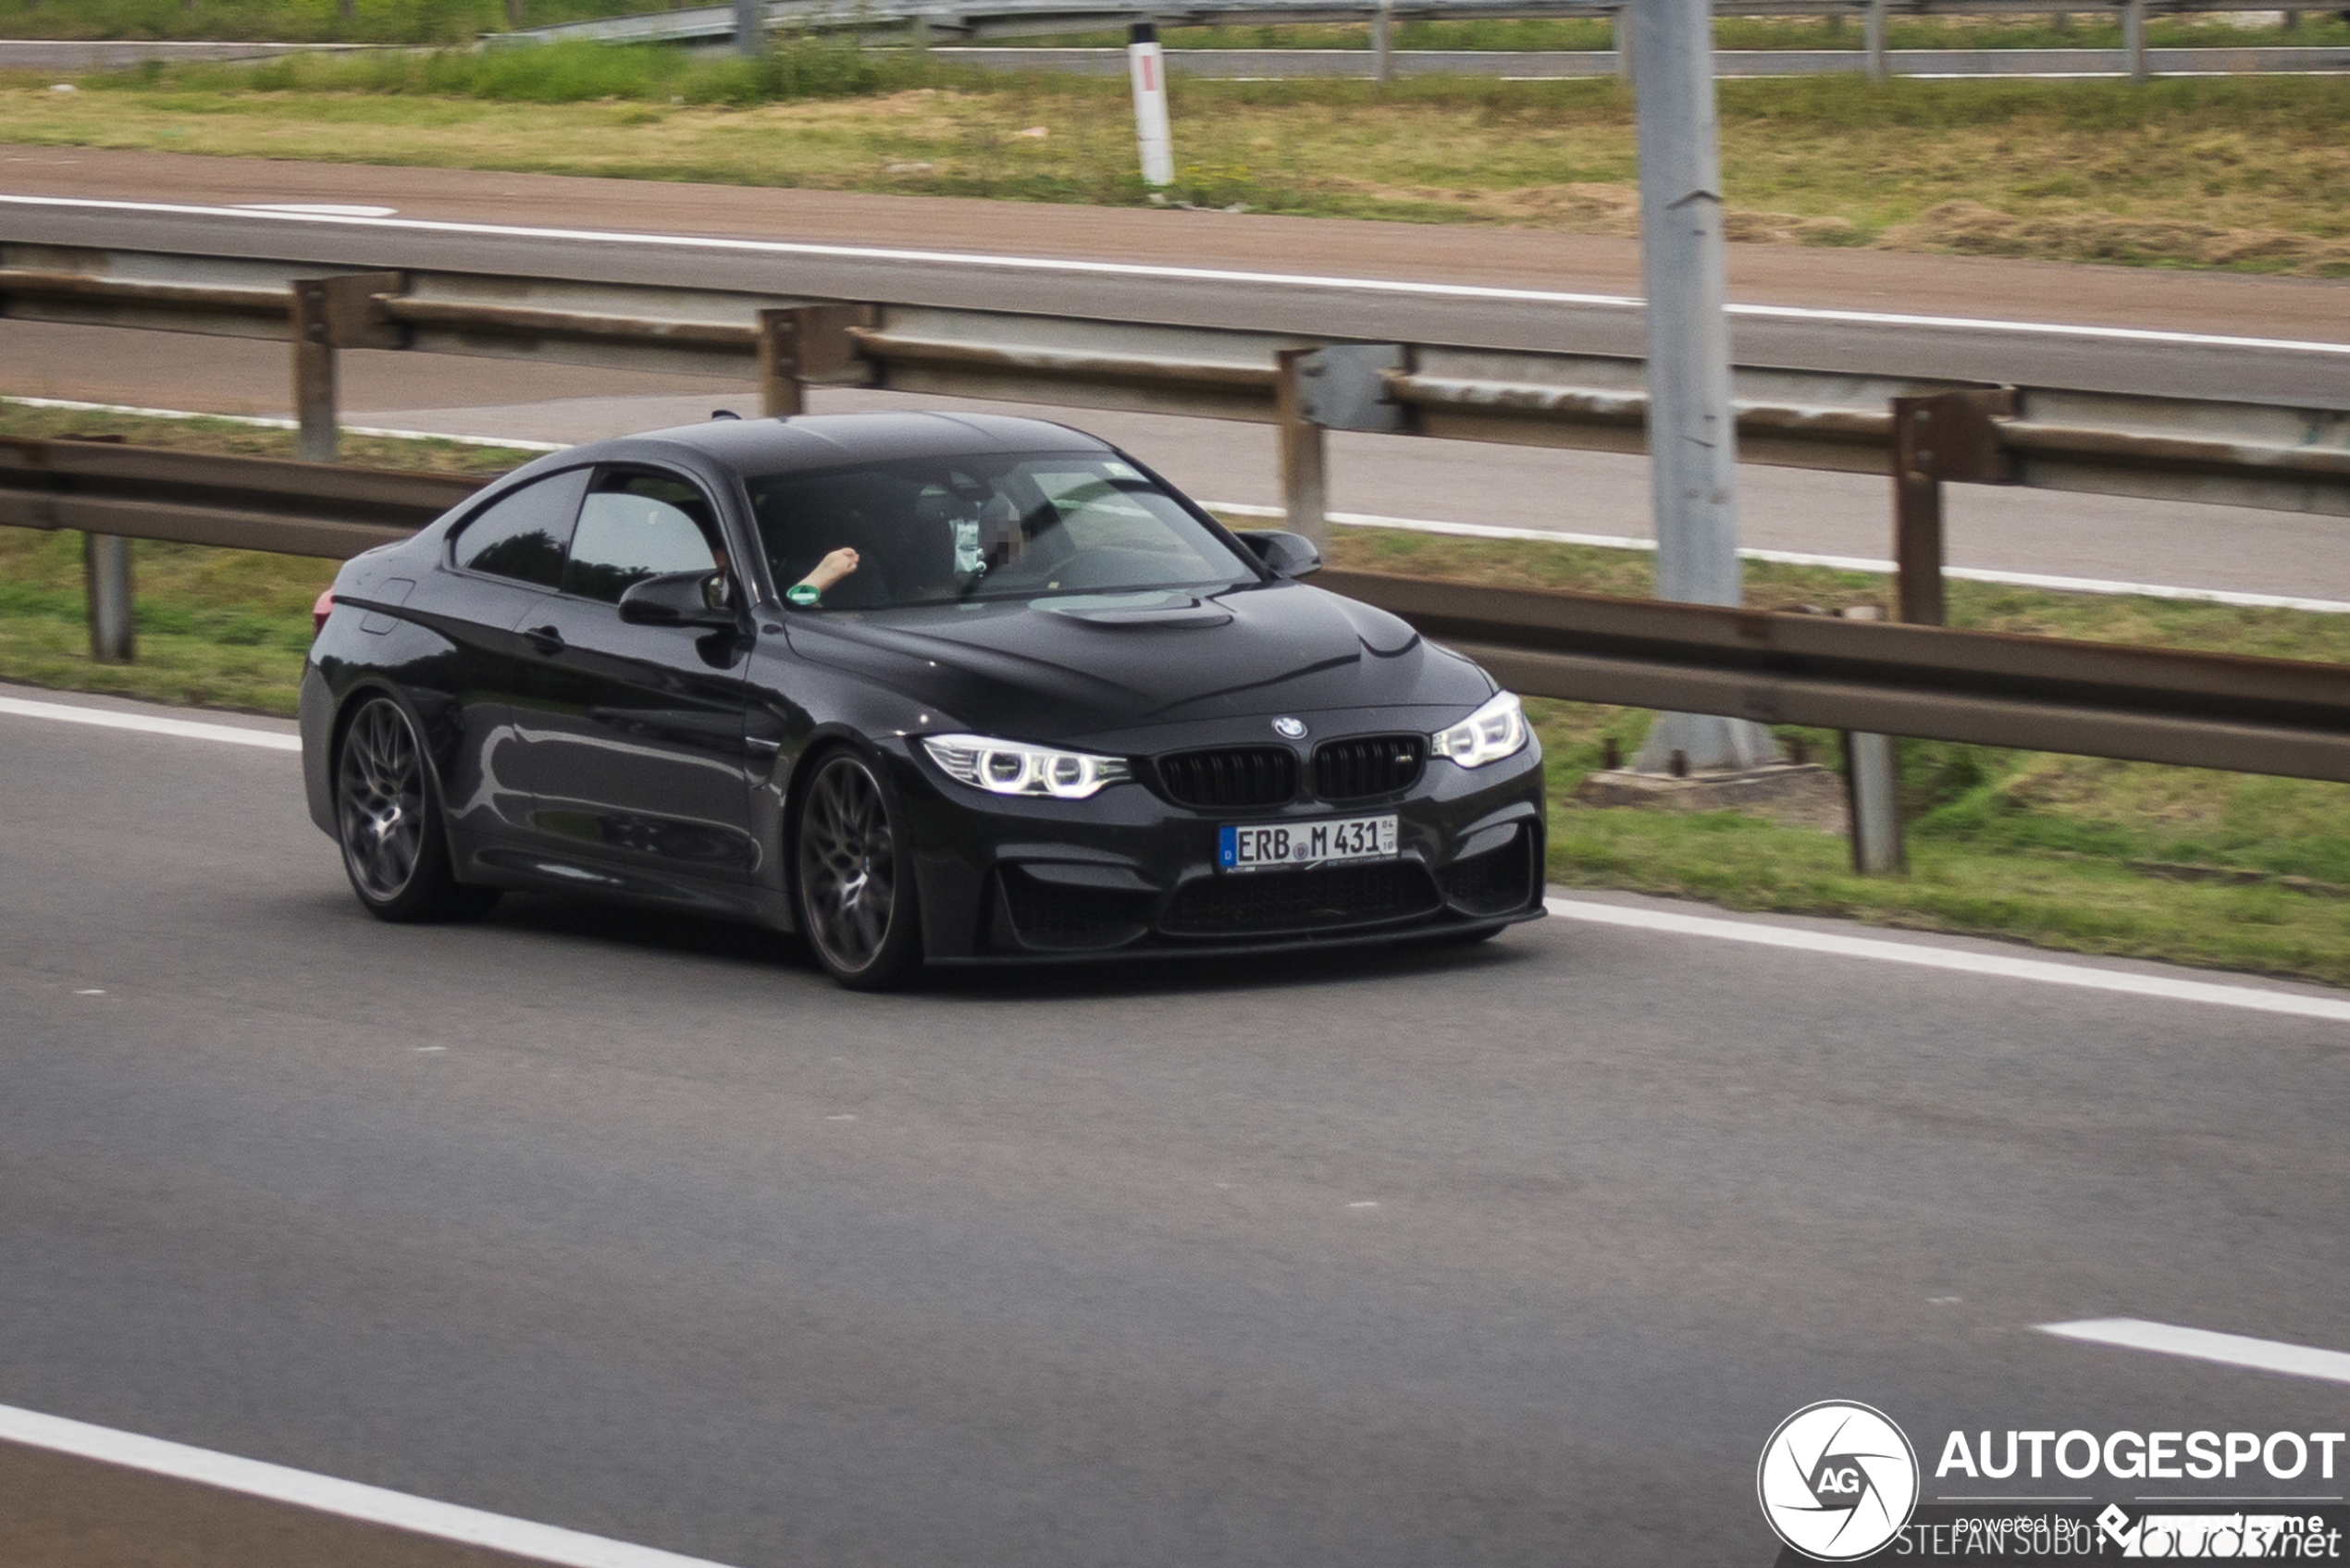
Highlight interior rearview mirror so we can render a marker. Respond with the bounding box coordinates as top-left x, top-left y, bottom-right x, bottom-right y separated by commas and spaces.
1234, 530, 1322, 578
618, 570, 737, 628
